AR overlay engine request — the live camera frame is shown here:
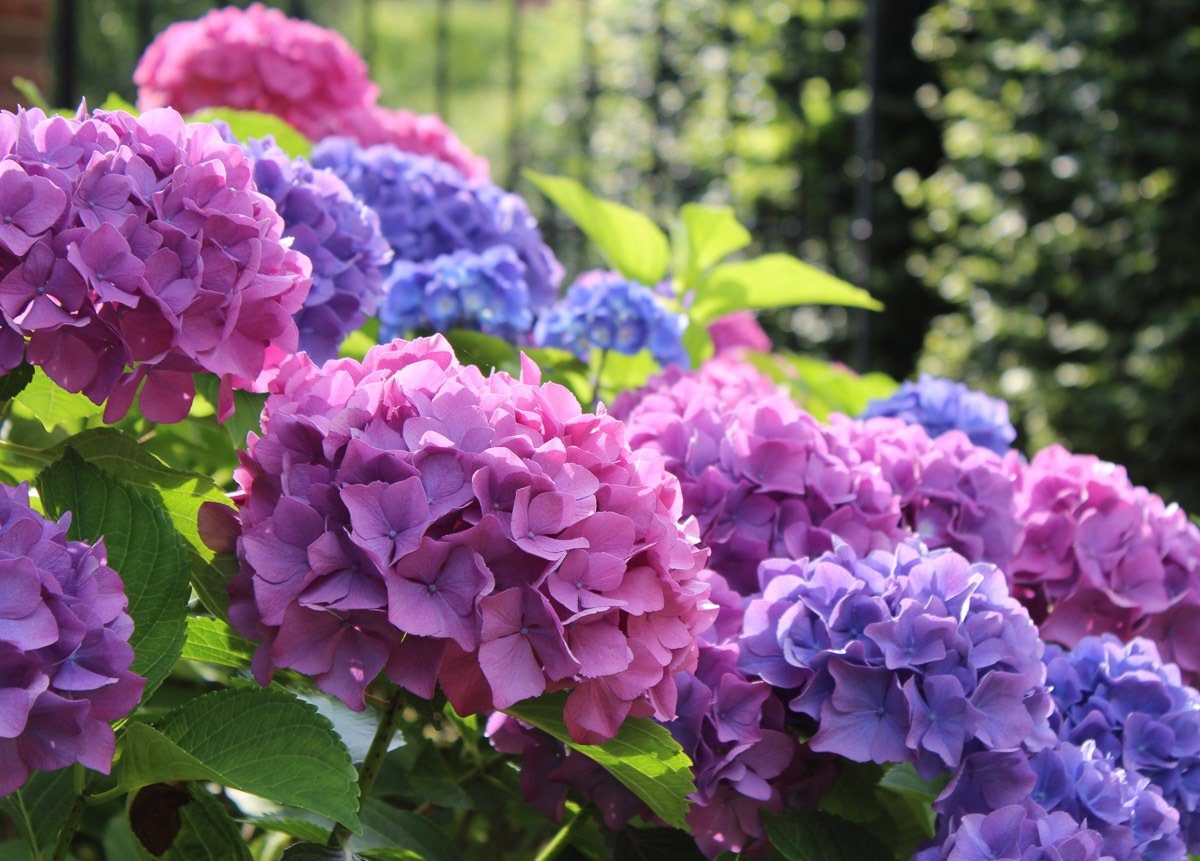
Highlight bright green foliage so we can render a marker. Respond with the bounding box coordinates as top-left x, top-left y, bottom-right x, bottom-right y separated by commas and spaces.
189, 107, 312, 157
763, 809, 891, 861
180, 617, 256, 670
